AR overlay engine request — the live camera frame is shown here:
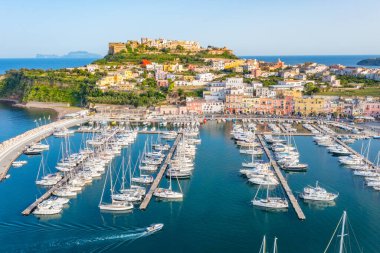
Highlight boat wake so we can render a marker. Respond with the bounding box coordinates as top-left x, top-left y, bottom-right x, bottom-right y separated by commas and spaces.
0, 222, 153, 252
